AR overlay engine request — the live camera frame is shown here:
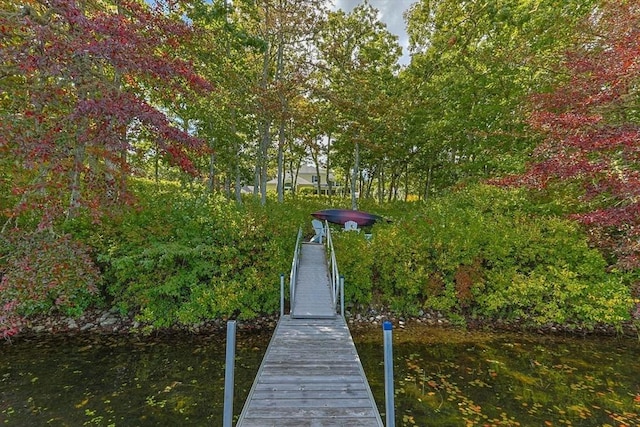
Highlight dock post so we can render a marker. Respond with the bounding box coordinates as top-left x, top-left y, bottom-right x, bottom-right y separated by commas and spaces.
340, 275, 345, 317
223, 320, 237, 427
383, 321, 395, 427
280, 273, 285, 317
